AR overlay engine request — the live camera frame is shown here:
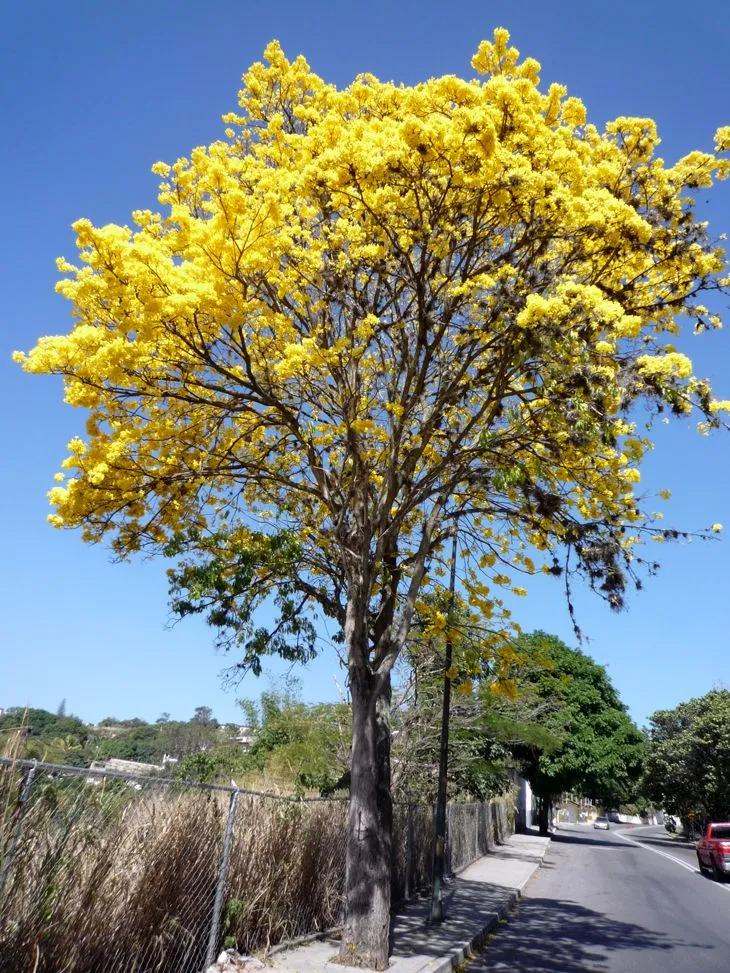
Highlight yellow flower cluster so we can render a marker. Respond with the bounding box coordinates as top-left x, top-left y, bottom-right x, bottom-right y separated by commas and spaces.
13, 28, 728, 626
